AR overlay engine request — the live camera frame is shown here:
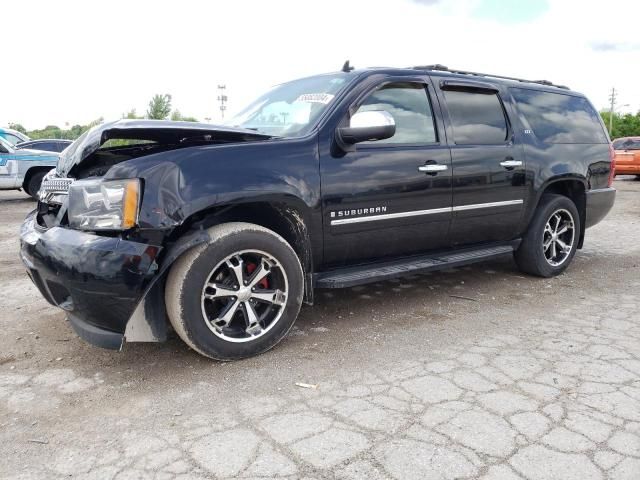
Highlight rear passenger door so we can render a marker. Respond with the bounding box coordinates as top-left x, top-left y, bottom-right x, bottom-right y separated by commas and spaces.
434, 79, 526, 246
